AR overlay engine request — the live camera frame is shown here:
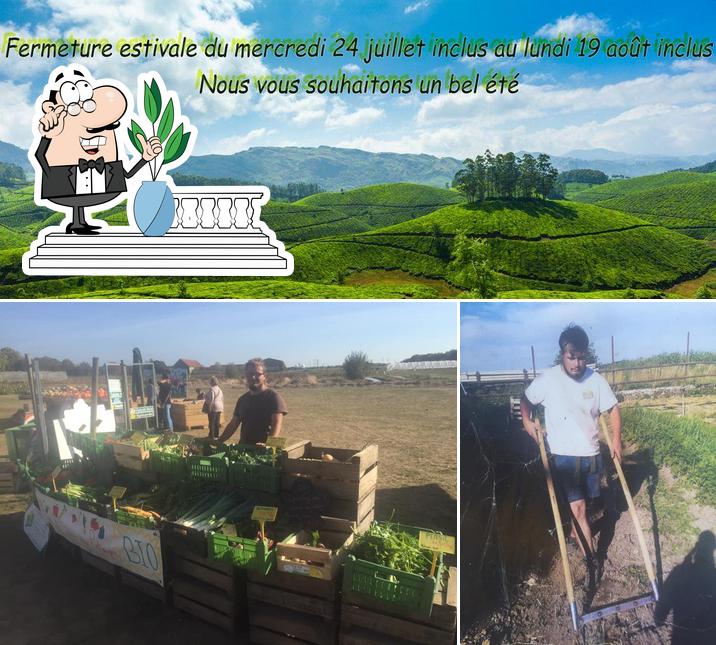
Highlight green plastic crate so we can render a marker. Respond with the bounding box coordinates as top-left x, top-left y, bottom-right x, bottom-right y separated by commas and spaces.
342, 523, 444, 618
5, 426, 33, 461
68, 432, 114, 459
148, 449, 187, 480
115, 508, 158, 529
208, 531, 275, 574
188, 453, 227, 483
227, 461, 280, 494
